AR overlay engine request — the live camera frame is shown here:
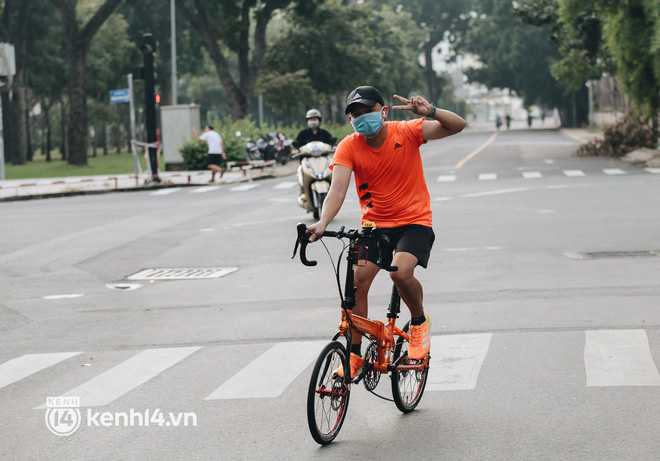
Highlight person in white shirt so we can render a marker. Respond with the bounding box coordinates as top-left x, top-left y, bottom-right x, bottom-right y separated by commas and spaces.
193, 125, 226, 182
